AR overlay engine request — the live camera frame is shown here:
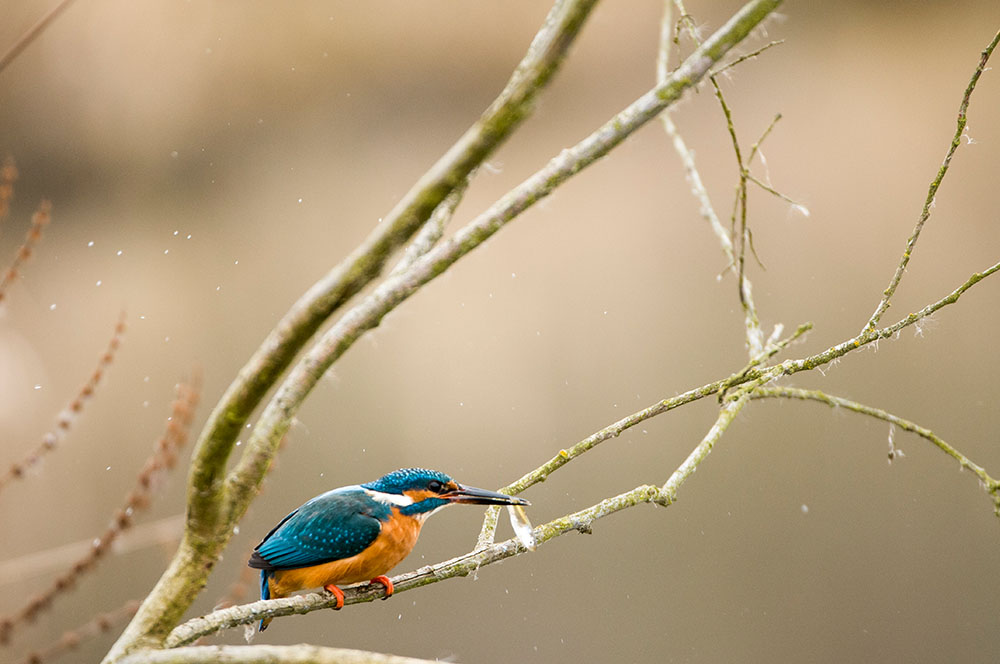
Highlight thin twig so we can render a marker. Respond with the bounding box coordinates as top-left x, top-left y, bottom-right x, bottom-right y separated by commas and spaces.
390, 173, 472, 277
17, 600, 140, 664
659, 0, 765, 356
0, 313, 127, 492
710, 40, 785, 77
752, 386, 1000, 513
746, 112, 782, 167
663, 380, 758, 500
0, 0, 79, 75
0, 378, 199, 645
0, 200, 51, 304
862, 29, 1000, 333
0, 156, 17, 219
746, 172, 807, 208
